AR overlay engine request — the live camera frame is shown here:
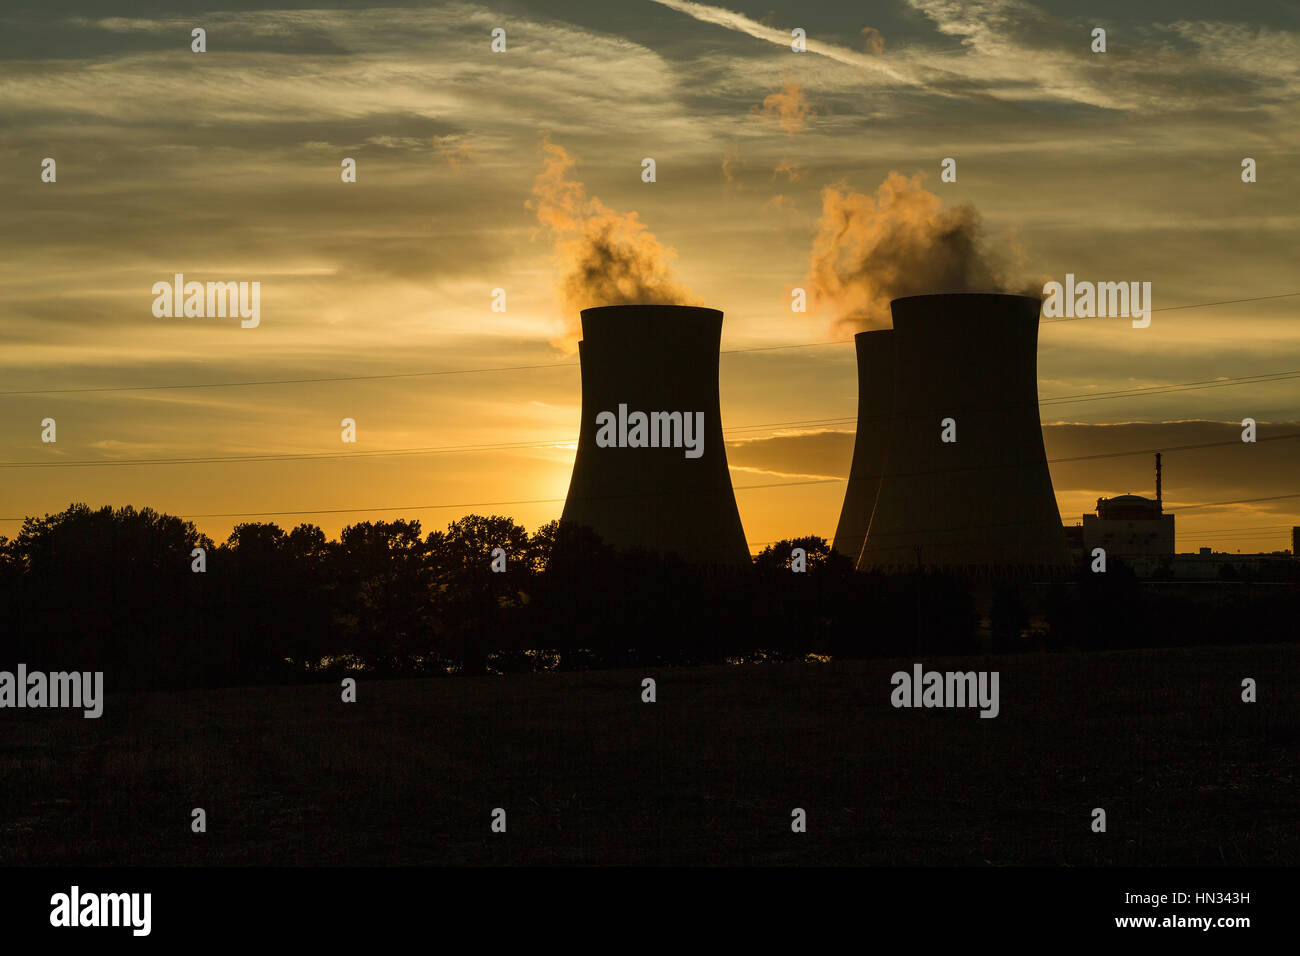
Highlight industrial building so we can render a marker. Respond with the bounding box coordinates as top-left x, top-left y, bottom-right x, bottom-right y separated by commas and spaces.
1068, 456, 1297, 578
560, 304, 751, 568
848, 293, 1071, 578
1080, 453, 1175, 559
